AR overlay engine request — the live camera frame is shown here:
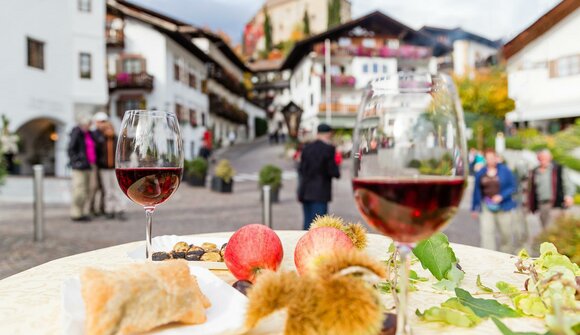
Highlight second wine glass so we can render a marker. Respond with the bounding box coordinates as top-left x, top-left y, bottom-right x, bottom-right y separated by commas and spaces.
115, 110, 184, 260
352, 72, 468, 335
